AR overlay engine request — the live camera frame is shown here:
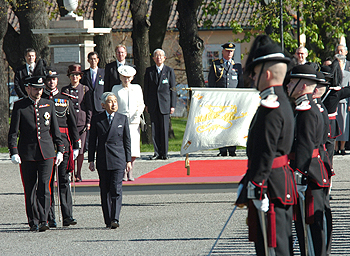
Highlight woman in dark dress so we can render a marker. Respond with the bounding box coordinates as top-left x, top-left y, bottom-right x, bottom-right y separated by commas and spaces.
62, 64, 92, 182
